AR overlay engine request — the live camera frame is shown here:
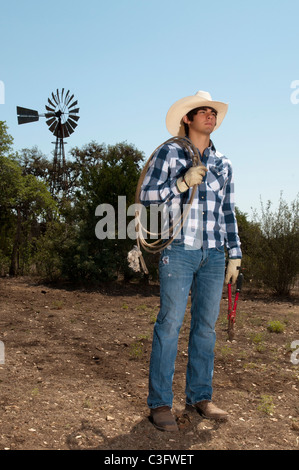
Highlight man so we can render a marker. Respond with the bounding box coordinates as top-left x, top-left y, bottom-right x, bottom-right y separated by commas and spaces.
139, 90, 242, 432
